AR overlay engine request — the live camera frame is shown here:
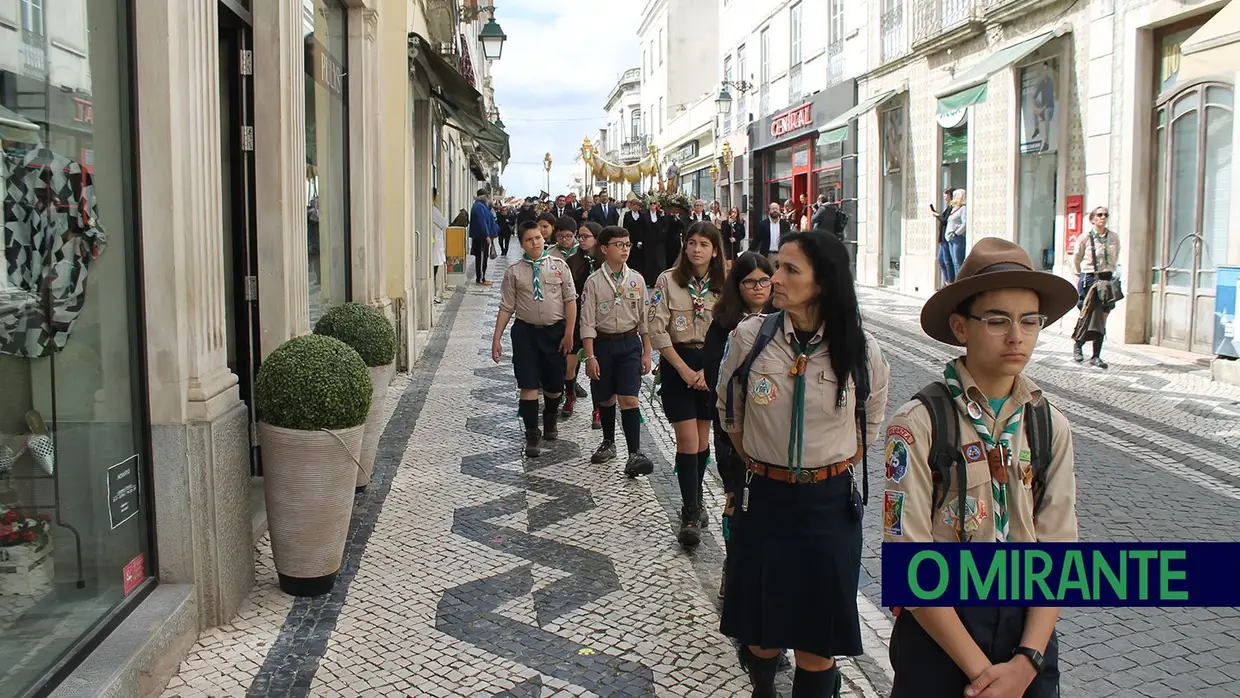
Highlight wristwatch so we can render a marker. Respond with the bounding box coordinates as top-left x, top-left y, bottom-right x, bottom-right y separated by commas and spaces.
1012, 646, 1044, 674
